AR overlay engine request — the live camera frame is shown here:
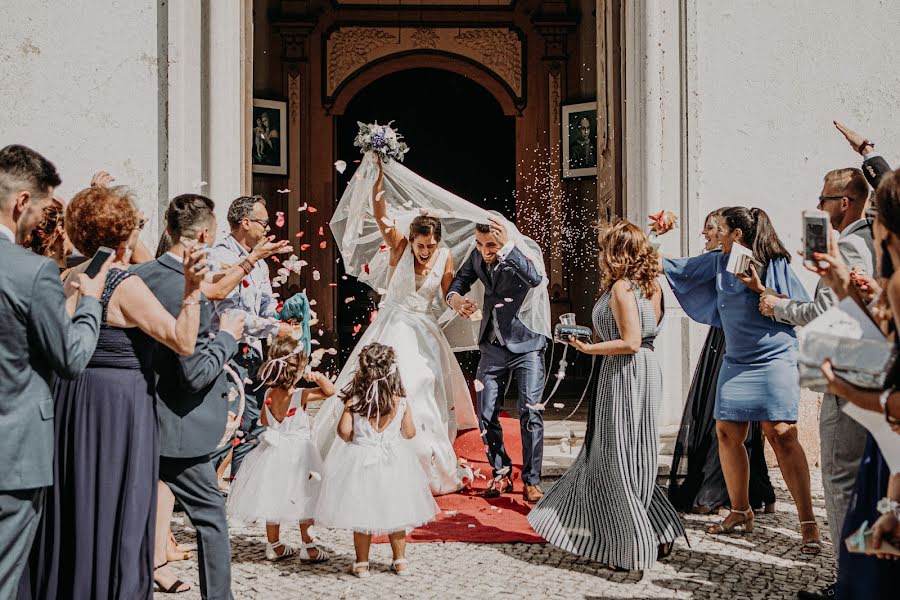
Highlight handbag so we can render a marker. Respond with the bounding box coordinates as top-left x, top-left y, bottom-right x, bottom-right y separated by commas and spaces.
799, 332, 896, 392
554, 323, 592, 343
